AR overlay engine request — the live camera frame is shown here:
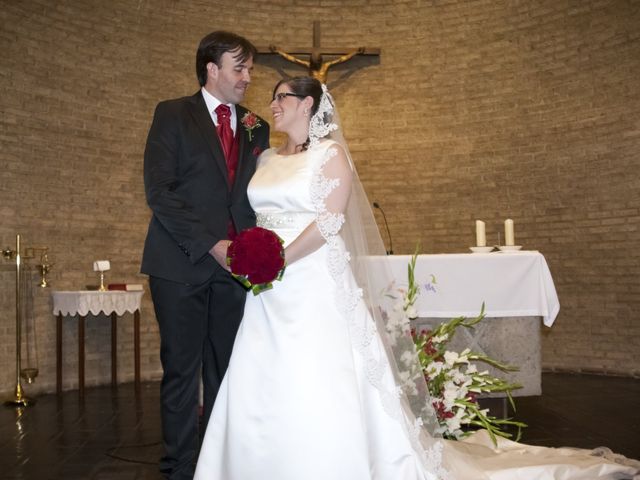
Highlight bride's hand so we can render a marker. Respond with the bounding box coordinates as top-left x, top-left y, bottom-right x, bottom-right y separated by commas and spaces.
209, 240, 231, 271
